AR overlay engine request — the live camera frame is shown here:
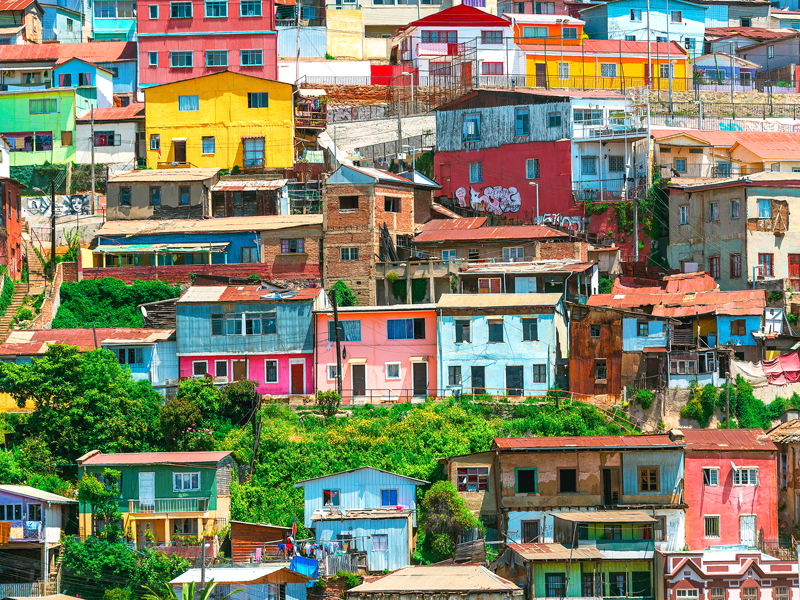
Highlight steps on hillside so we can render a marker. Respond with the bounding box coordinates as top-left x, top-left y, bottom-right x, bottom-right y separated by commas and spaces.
0, 284, 29, 339
25, 239, 46, 294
